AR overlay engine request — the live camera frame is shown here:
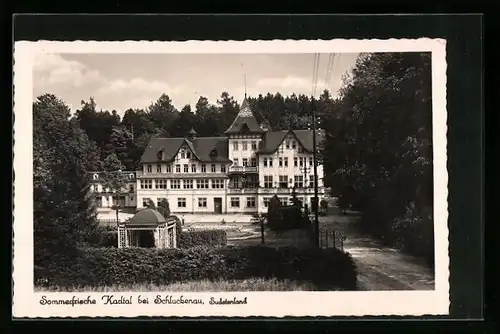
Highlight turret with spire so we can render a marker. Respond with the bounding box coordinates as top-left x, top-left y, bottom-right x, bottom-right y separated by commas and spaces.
188, 127, 197, 141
